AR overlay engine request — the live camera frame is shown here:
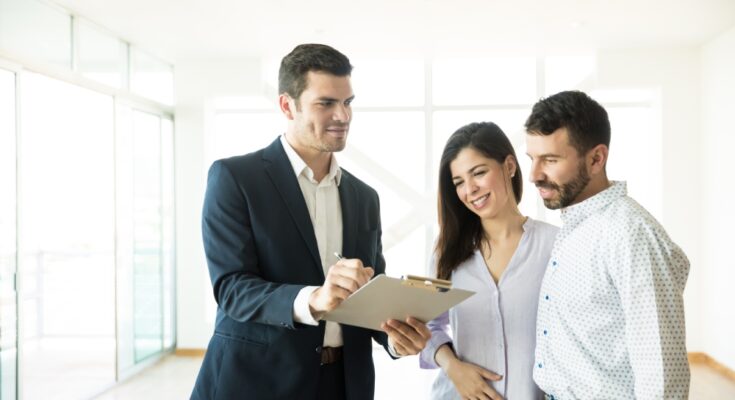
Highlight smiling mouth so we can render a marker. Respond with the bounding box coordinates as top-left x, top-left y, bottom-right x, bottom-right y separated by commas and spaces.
471, 194, 490, 208
537, 187, 556, 199
326, 126, 348, 137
